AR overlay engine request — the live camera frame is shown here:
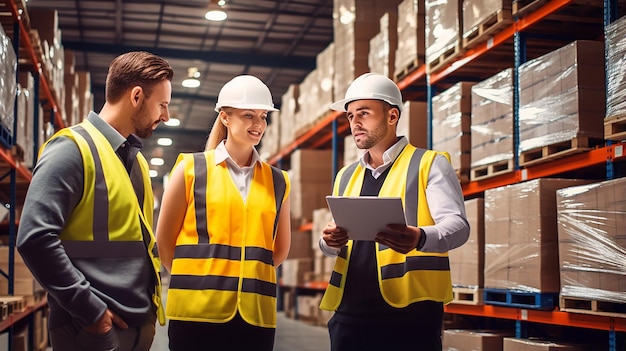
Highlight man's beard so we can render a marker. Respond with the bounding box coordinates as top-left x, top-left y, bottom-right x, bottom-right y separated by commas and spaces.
355, 121, 387, 150
131, 102, 154, 138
